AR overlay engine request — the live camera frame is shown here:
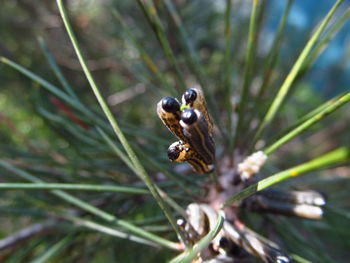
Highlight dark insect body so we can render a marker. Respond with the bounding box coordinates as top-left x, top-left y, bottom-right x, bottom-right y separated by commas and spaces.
156, 97, 187, 142
182, 87, 213, 136
180, 109, 215, 165
157, 87, 215, 174
167, 141, 213, 174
